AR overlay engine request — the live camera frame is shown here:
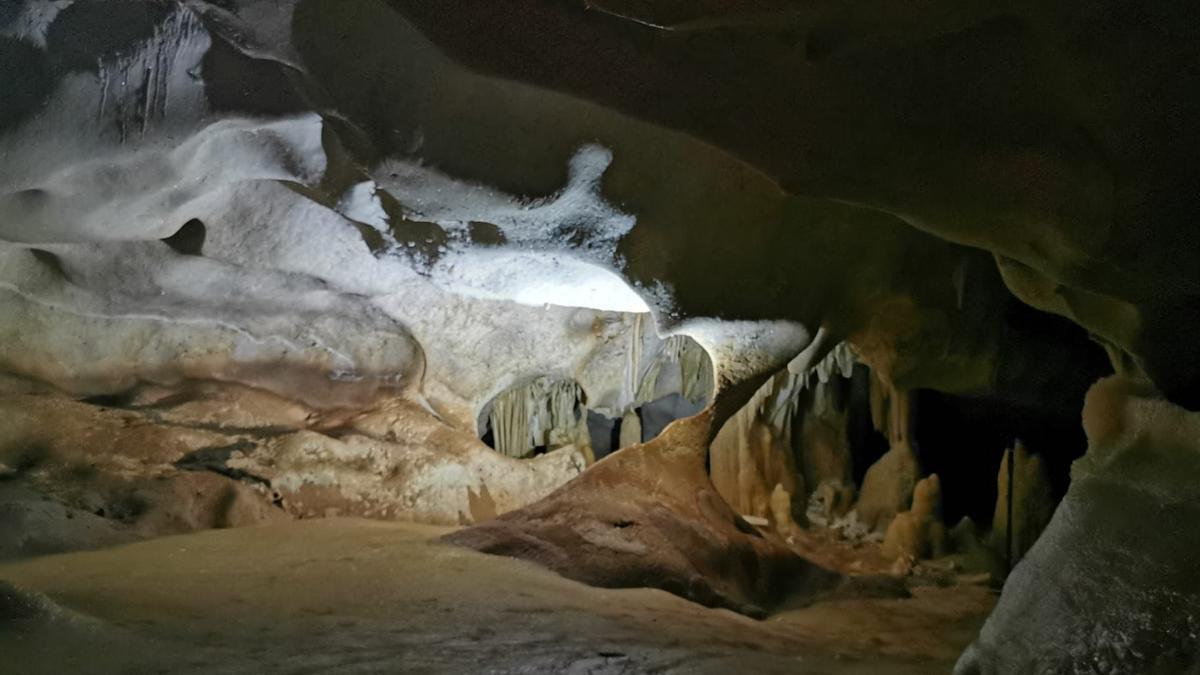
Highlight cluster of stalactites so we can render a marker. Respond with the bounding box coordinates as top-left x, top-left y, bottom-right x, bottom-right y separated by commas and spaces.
756, 341, 858, 432
634, 334, 714, 408
709, 342, 859, 526
487, 377, 587, 459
